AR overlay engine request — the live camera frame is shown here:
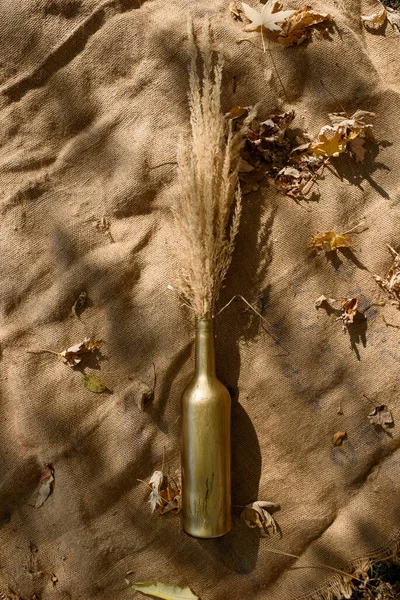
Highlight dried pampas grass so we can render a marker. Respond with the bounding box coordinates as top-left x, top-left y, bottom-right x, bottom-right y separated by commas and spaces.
174, 23, 255, 319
